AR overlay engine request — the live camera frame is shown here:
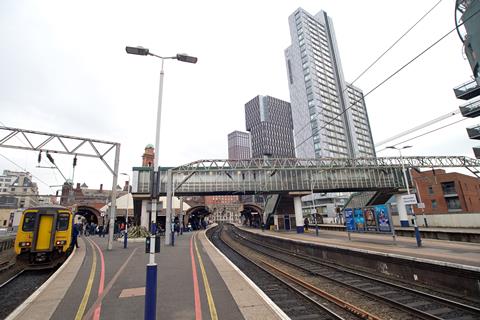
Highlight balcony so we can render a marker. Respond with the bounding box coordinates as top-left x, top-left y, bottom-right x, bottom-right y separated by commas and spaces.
473, 146, 480, 159
454, 79, 480, 100
466, 124, 480, 139
460, 97, 480, 117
